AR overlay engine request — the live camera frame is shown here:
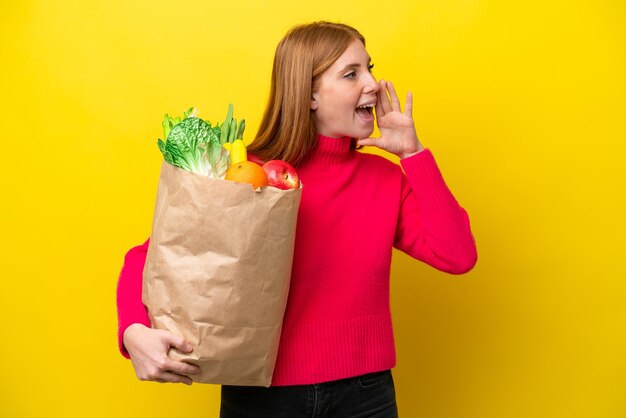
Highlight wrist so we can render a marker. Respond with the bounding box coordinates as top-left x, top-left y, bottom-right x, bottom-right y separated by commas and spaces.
399, 147, 425, 159
123, 323, 147, 343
